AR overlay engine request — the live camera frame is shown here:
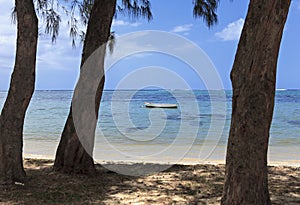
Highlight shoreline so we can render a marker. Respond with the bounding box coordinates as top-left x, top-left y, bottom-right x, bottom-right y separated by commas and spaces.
23, 139, 300, 168
23, 154, 300, 167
